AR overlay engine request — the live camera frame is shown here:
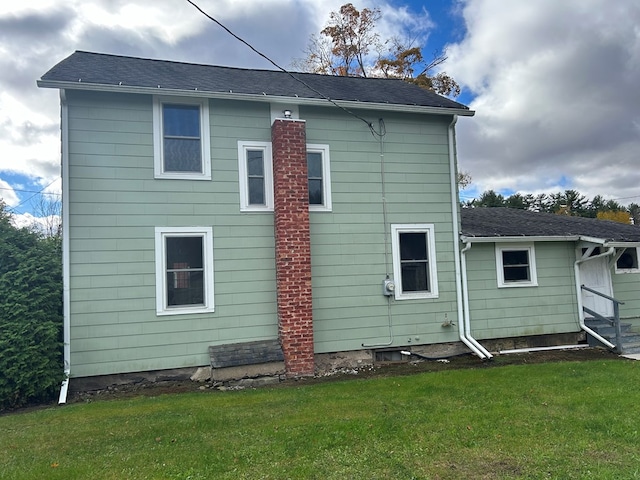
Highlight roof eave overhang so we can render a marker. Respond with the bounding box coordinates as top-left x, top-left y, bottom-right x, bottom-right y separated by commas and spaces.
605, 241, 640, 248
36, 80, 475, 117
461, 235, 640, 246
461, 235, 581, 243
